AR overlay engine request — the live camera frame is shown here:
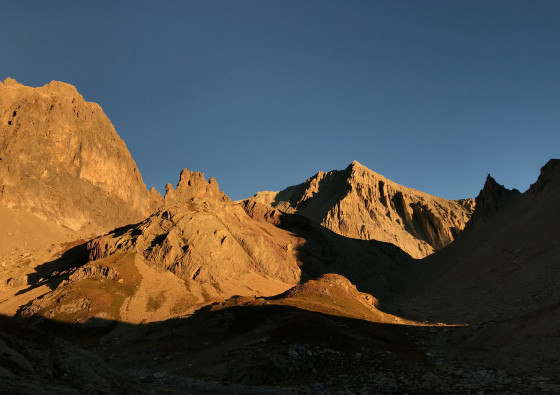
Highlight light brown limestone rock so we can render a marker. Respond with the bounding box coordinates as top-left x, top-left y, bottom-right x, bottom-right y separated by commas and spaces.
243, 161, 474, 259
0, 78, 161, 233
